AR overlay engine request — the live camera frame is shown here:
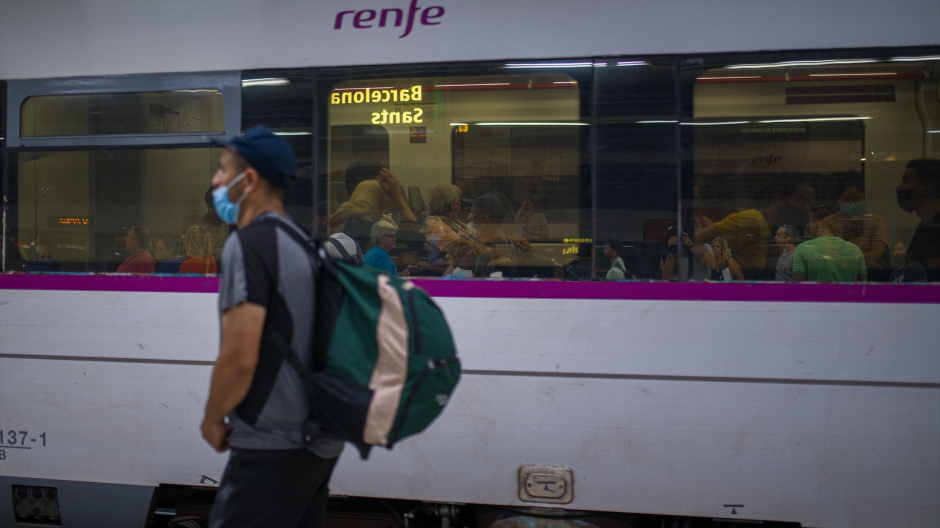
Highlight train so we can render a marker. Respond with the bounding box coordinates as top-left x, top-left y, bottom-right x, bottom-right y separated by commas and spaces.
1, 0, 939, 527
